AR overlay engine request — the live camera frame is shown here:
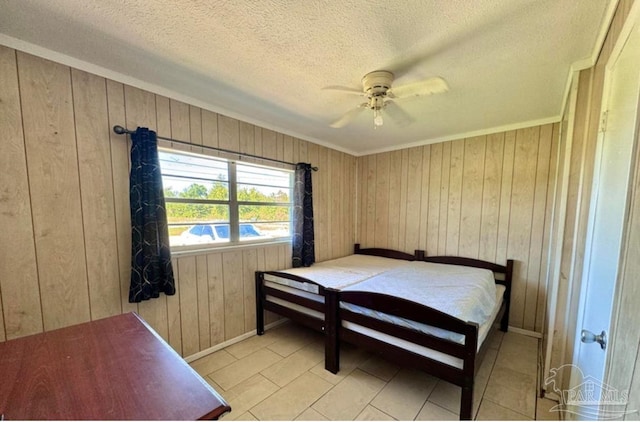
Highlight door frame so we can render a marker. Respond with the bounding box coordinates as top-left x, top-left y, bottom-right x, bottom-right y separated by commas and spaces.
569, 0, 640, 416
542, 0, 640, 404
